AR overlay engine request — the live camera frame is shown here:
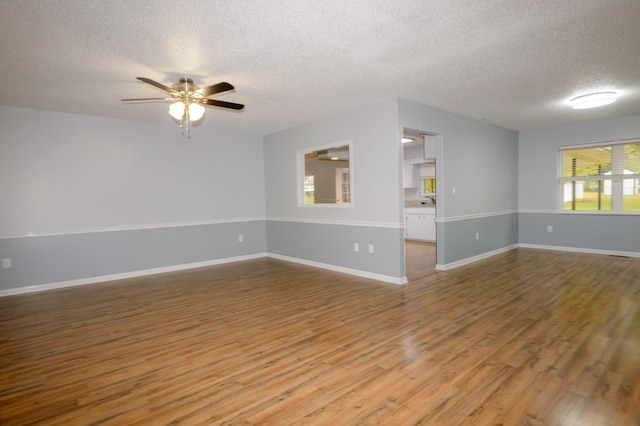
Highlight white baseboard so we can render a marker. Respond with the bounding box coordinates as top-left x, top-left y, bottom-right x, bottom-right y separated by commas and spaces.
4, 242, 635, 297
4, 242, 634, 297
434, 243, 640, 273
0, 253, 268, 297
267, 253, 408, 285
517, 243, 640, 258
0, 251, 408, 296
435, 244, 519, 271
